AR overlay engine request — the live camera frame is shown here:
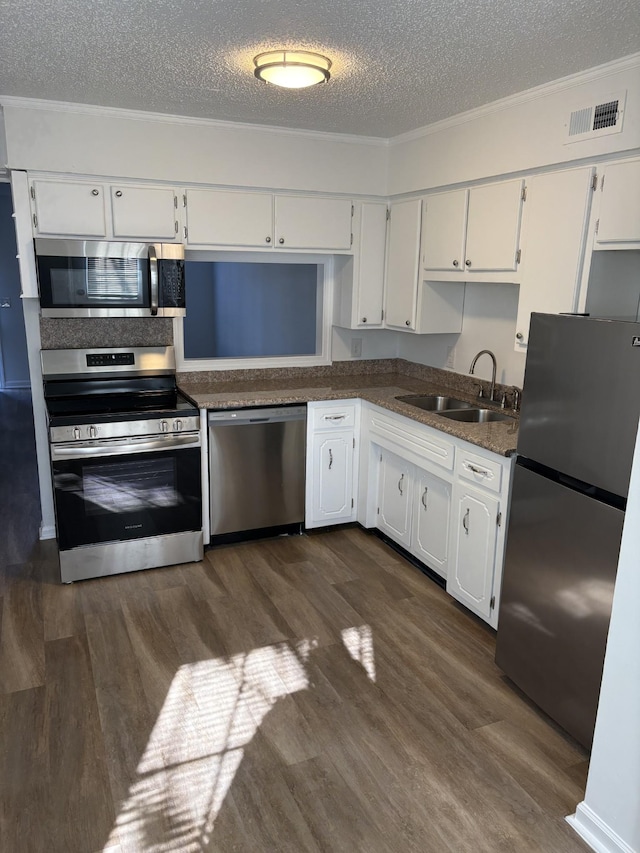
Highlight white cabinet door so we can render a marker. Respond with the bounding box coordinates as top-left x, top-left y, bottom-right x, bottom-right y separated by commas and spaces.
308, 430, 354, 526
595, 160, 640, 246
185, 189, 273, 247
111, 186, 178, 240
274, 196, 352, 250
355, 202, 387, 327
447, 482, 500, 620
411, 468, 451, 578
422, 190, 467, 272
377, 448, 413, 548
465, 179, 524, 272
31, 180, 107, 237
514, 167, 594, 347
384, 199, 422, 330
